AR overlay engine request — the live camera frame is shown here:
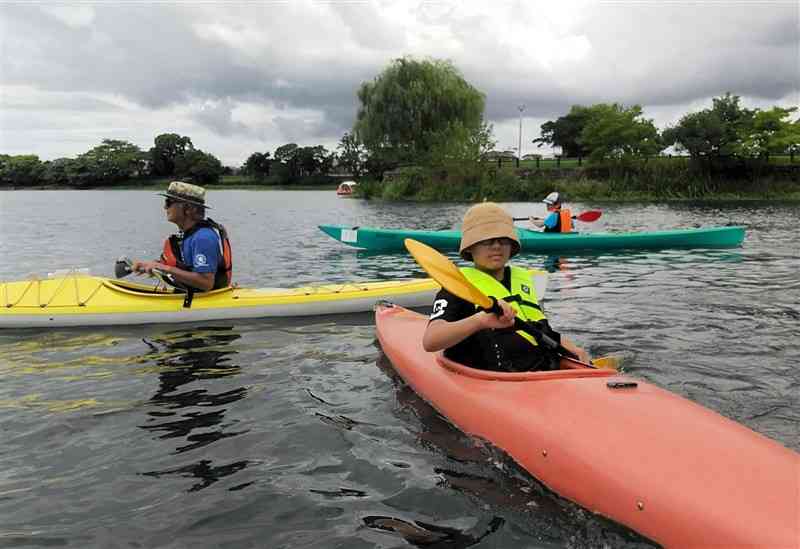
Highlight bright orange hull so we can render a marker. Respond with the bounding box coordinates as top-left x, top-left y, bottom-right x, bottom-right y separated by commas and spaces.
375, 304, 800, 548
